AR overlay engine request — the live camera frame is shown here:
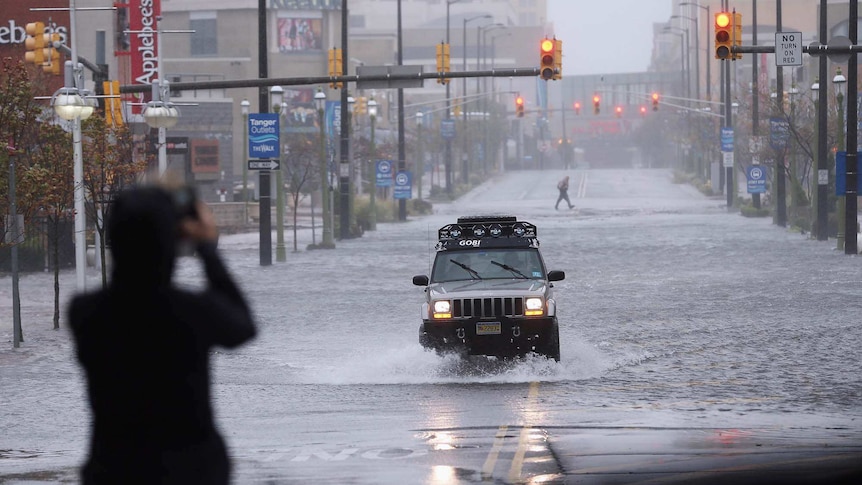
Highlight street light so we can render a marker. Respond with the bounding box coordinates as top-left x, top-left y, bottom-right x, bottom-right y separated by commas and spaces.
462, 14, 492, 184
444, 0, 463, 194
416, 111, 424, 201
269, 85, 287, 262
367, 96, 378, 231
834, 67, 847, 250
680, 1, 711, 100
811, 78, 827, 240
51, 0, 91, 291
662, 25, 690, 101
240, 98, 250, 223
671, 13, 700, 101
314, 88, 334, 248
